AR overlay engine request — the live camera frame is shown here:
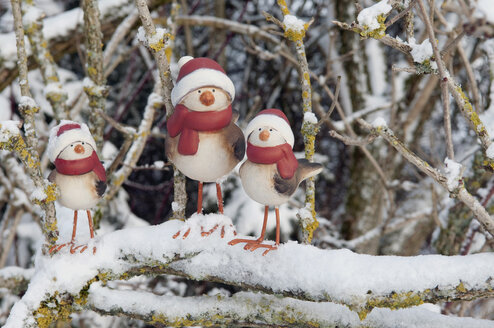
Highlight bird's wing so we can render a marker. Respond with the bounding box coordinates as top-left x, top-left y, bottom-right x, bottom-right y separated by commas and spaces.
95, 180, 107, 197
224, 122, 246, 162
48, 170, 57, 183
